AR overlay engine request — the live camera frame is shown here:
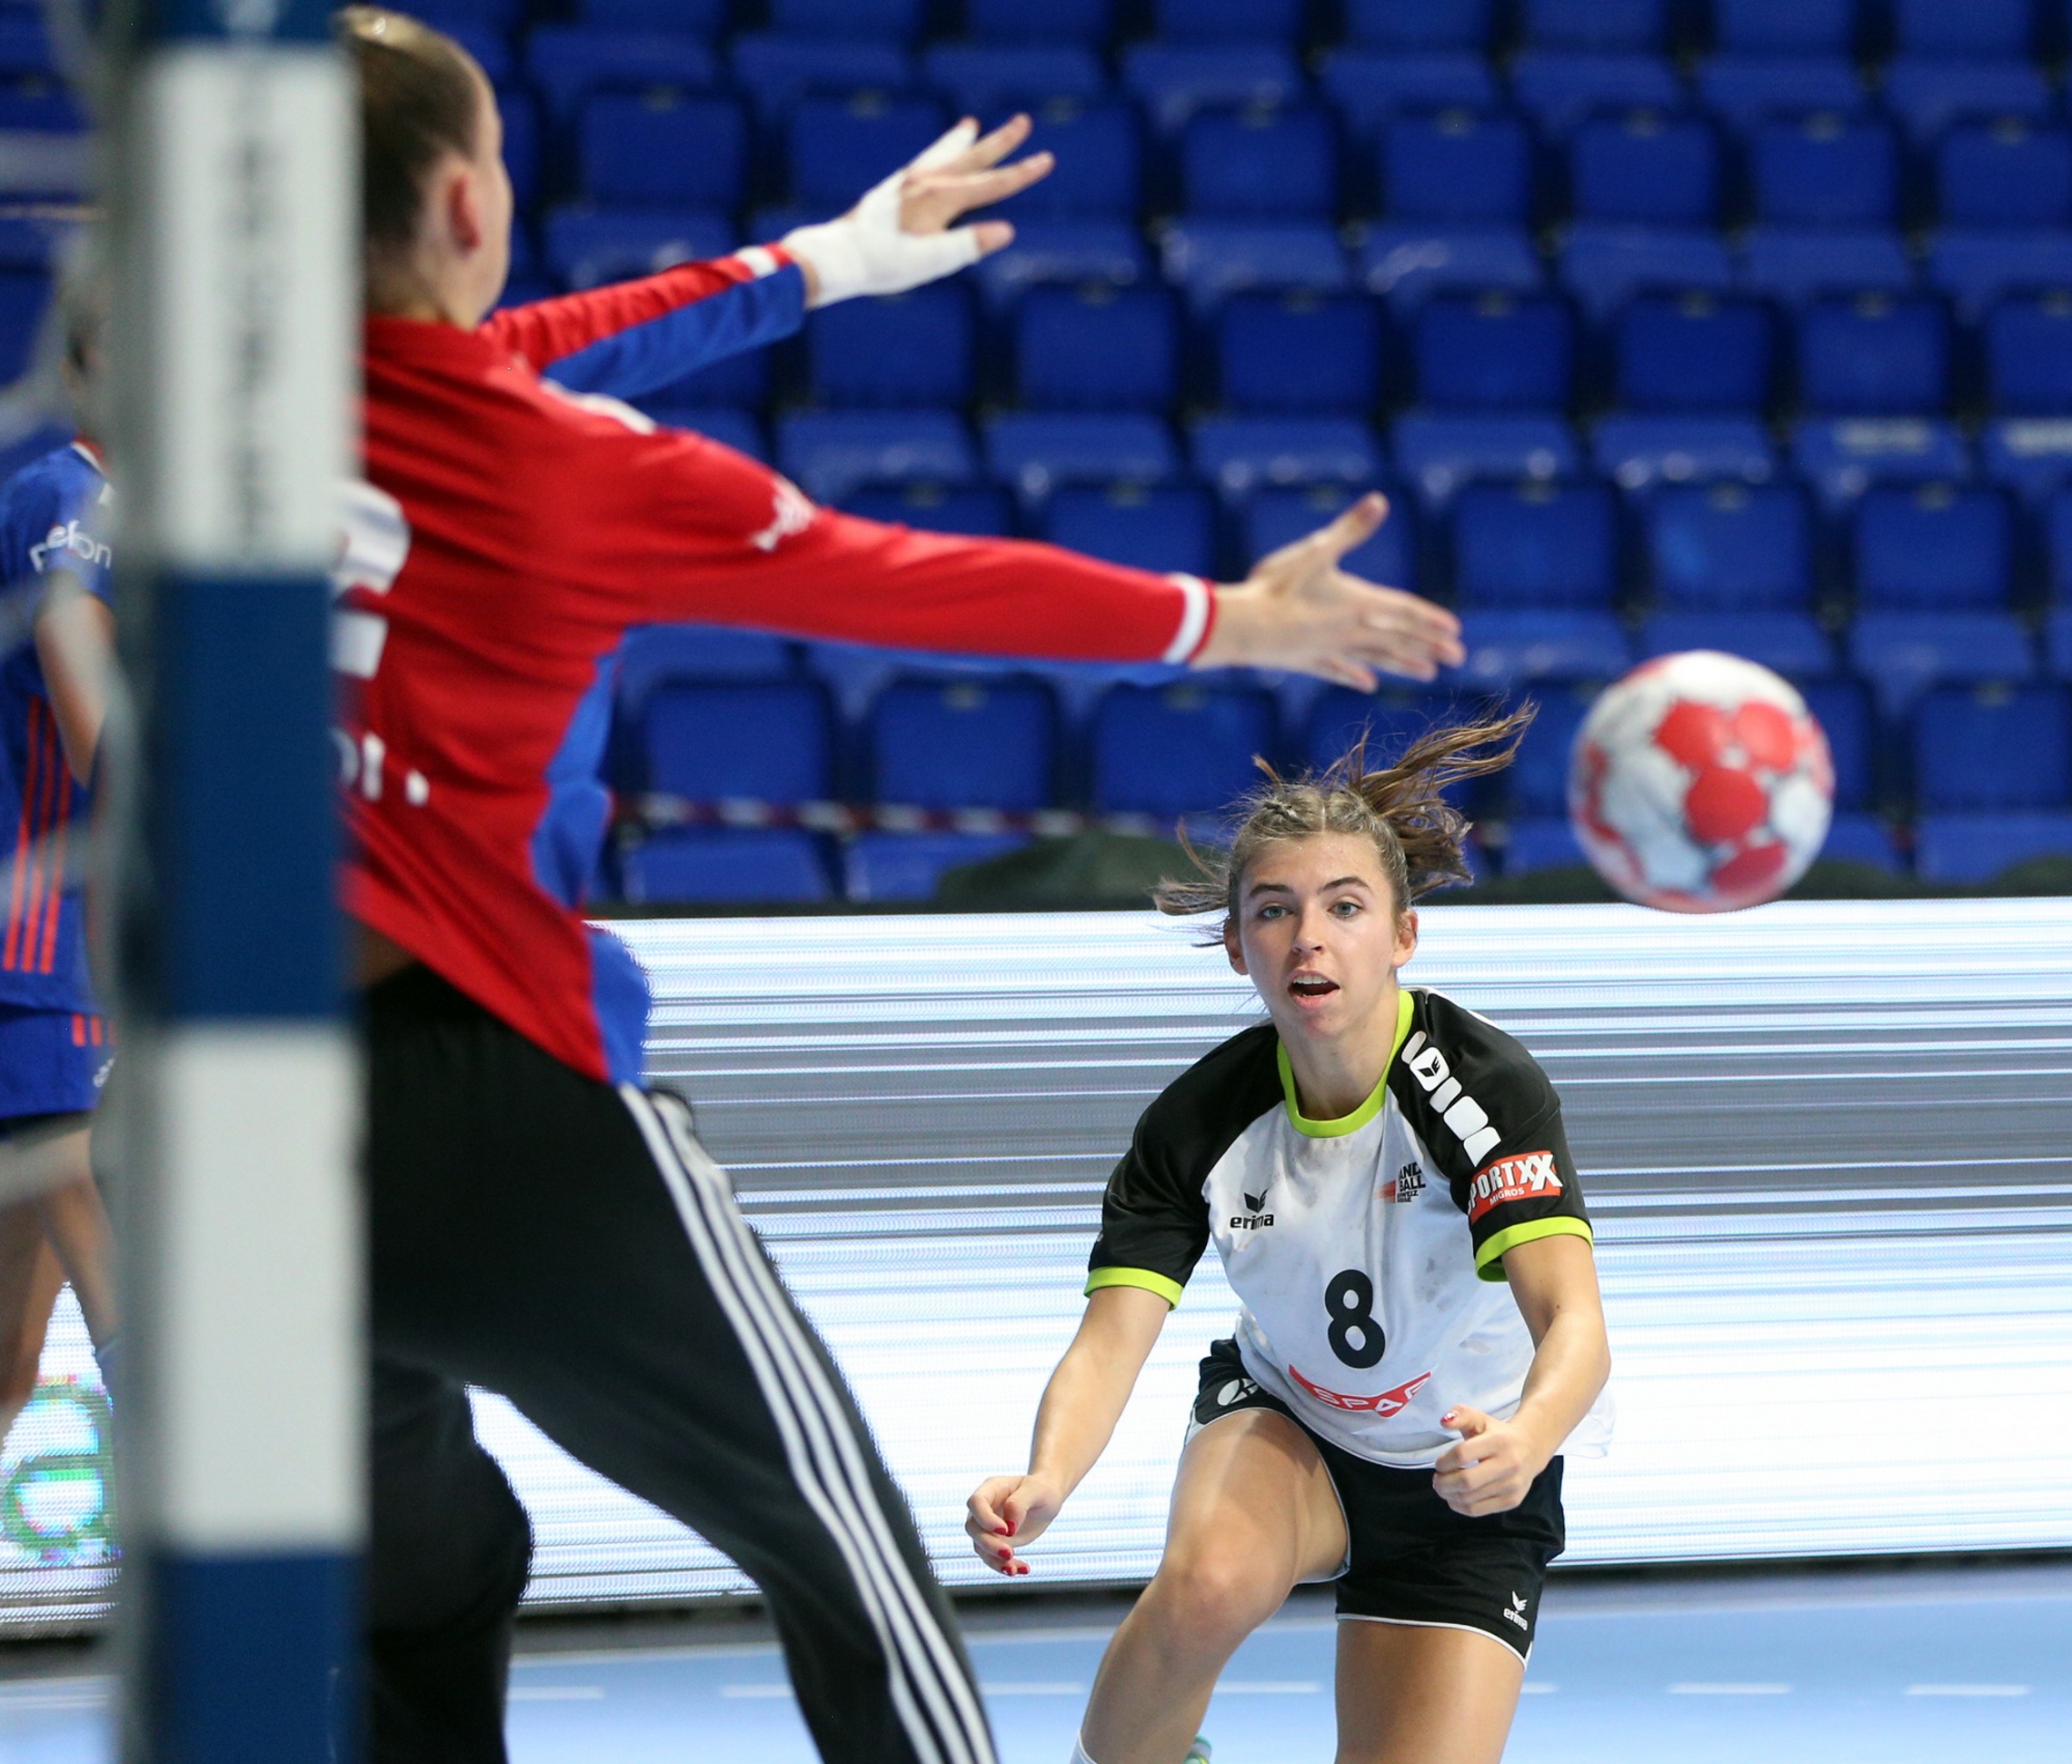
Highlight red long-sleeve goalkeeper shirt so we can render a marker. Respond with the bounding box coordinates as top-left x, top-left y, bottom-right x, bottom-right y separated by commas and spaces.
342, 274, 1214, 1084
